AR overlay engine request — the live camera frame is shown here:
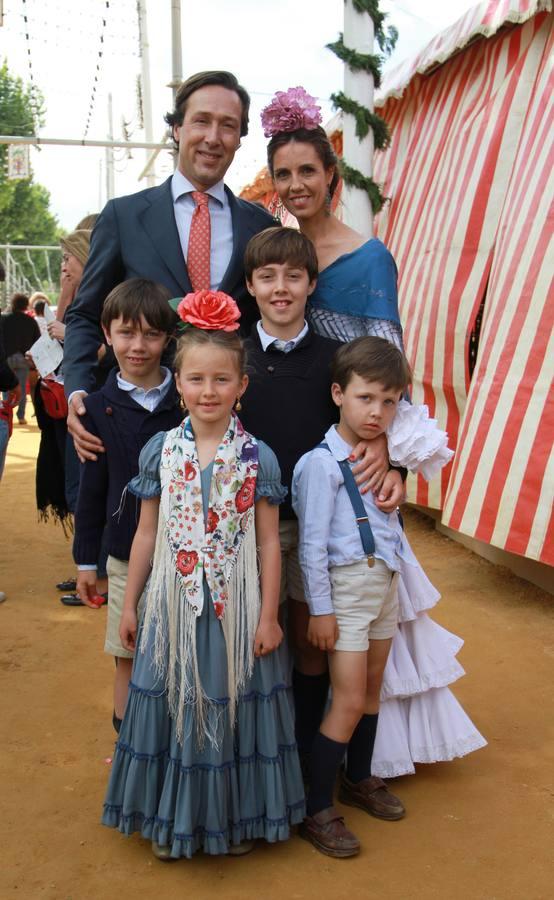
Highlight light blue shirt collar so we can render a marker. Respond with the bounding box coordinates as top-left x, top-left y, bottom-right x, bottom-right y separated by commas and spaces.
324, 424, 354, 462
171, 169, 226, 207
116, 366, 172, 404
256, 320, 309, 352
